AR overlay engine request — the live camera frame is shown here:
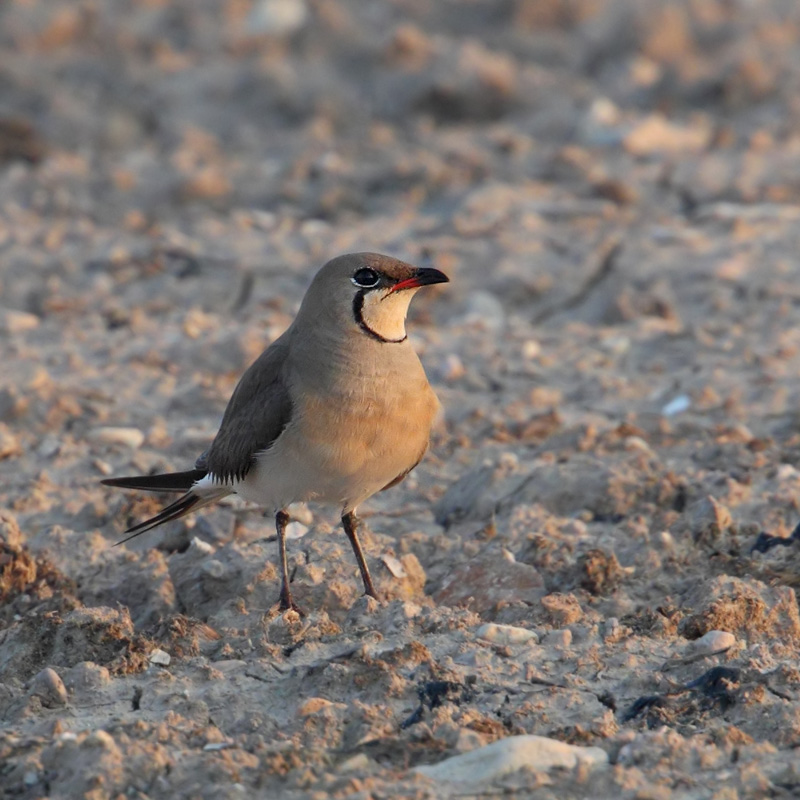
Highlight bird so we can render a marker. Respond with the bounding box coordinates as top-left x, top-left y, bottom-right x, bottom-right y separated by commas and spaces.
101, 252, 449, 612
